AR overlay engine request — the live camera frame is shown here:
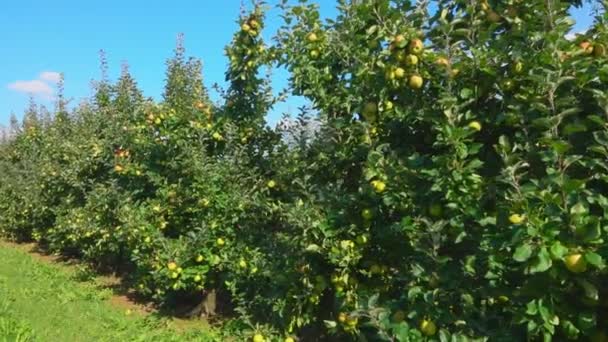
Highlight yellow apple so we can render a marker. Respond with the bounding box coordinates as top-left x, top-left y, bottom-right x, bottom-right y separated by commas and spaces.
408, 75, 424, 89
564, 253, 587, 273
394, 67, 406, 79
509, 213, 525, 224
435, 57, 450, 67
384, 100, 394, 111
371, 180, 386, 193
420, 319, 437, 336
405, 54, 419, 65
468, 121, 482, 131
